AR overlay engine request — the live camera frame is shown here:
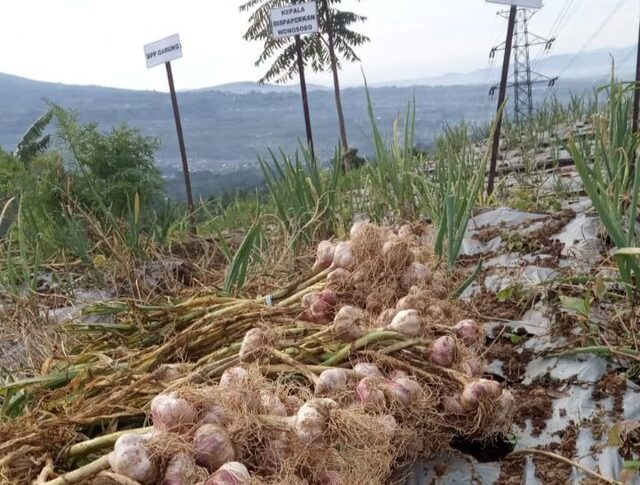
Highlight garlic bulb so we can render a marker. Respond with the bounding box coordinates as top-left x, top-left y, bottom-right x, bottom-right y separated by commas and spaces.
316, 241, 335, 269
259, 389, 288, 417
150, 393, 196, 432
353, 363, 383, 379
315, 368, 349, 396
387, 309, 421, 336
199, 404, 226, 427
454, 319, 482, 345
355, 377, 386, 411
430, 336, 456, 368
163, 453, 201, 485
294, 398, 337, 444
349, 221, 368, 240
400, 262, 430, 290
459, 381, 487, 412
327, 268, 351, 286
333, 242, 355, 270
219, 367, 249, 390
204, 462, 251, 485
109, 434, 157, 484
332, 305, 365, 341
239, 328, 268, 362
193, 424, 235, 472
